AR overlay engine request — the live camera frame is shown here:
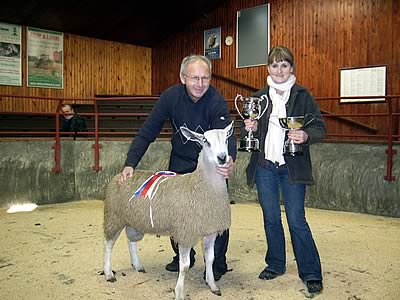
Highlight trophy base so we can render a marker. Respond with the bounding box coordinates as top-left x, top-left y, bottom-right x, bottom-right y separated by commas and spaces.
239, 138, 260, 152
283, 143, 303, 156
283, 151, 303, 156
